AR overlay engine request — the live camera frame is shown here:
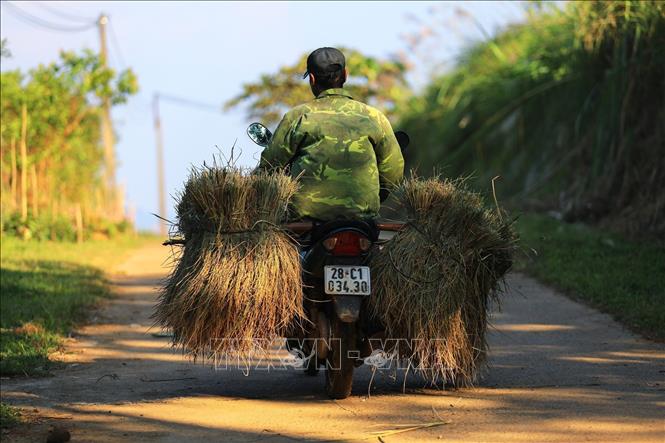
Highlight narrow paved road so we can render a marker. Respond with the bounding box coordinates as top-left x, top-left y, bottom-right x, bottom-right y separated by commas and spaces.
2, 244, 663, 442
